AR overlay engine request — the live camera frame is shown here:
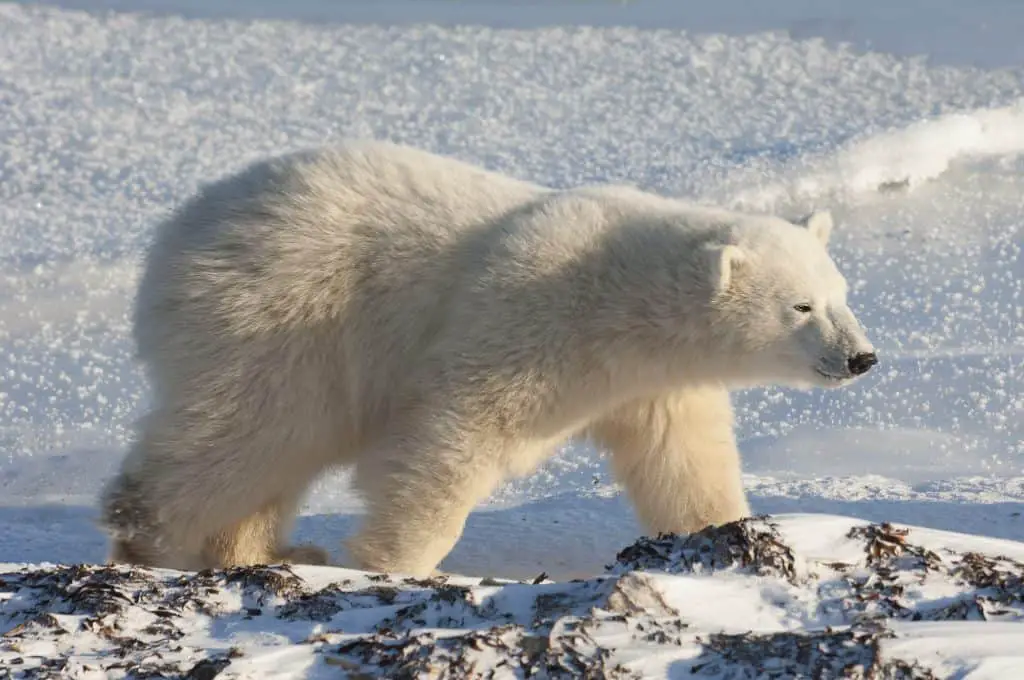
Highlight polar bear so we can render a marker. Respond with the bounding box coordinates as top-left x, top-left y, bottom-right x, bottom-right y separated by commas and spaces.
100, 140, 877, 577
